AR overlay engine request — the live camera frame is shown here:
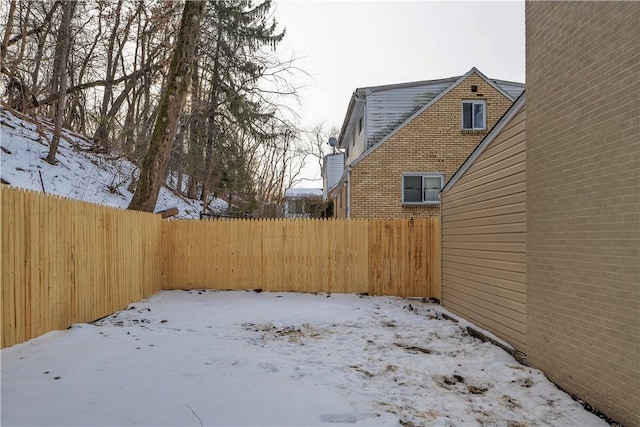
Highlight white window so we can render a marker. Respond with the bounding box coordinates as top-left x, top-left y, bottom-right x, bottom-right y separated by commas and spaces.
462, 100, 486, 130
402, 173, 444, 205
